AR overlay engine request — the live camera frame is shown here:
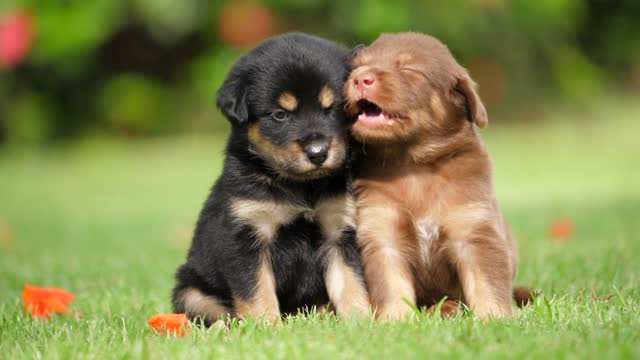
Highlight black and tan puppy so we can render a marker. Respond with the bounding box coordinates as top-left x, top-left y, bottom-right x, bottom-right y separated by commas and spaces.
172, 33, 370, 325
